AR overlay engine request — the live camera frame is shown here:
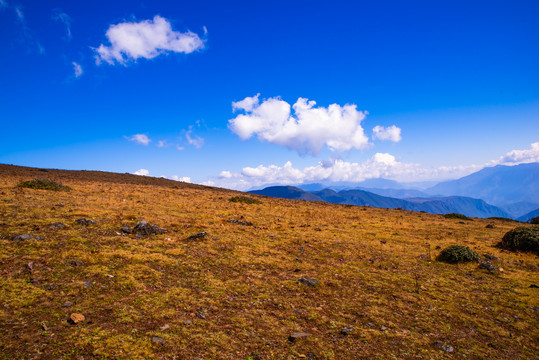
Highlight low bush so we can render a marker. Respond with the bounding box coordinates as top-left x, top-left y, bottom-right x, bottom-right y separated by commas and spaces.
436, 245, 480, 264
497, 226, 539, 254
529, 217, 539, 225
443, 213, 472, 221
17, 179, 70, 191
228, 196, 261, 204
